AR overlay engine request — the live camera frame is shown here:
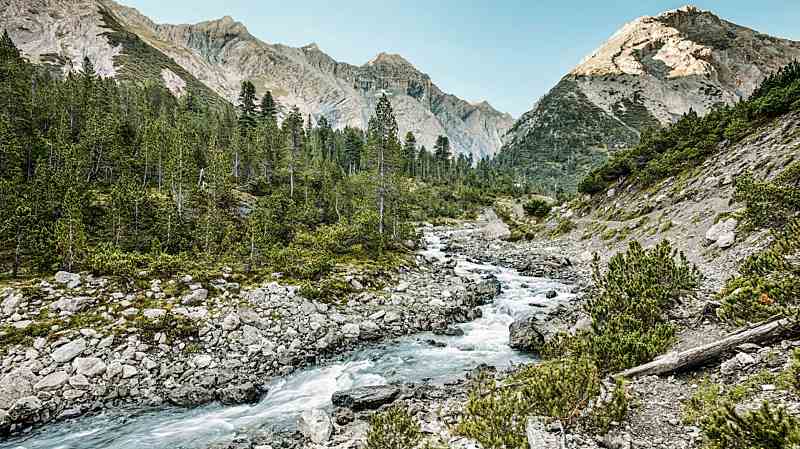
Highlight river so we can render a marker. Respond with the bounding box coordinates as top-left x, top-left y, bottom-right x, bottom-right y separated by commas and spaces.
2, 229, 573, 449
